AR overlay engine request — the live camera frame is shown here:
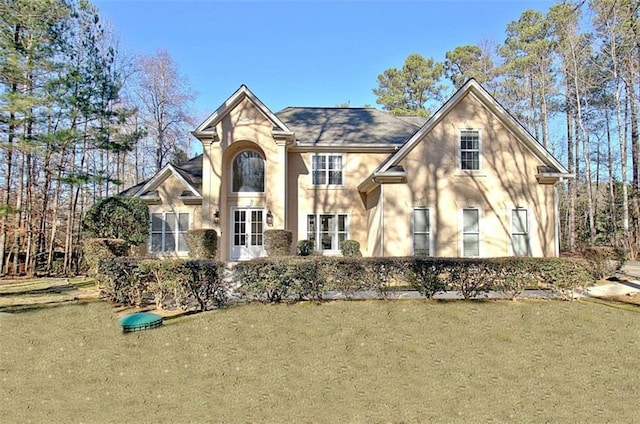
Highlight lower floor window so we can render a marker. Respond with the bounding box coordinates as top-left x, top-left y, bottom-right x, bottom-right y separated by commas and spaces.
150, 212, 189, 253
462, 208, 480, 257
511, 208, 531, 256
307, 213, 348, 251
413, 208, 431, 256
